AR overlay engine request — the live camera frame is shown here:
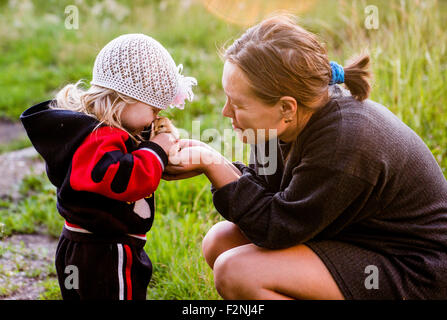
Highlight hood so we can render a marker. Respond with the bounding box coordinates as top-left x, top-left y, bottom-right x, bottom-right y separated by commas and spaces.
20, 100, 100, 187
